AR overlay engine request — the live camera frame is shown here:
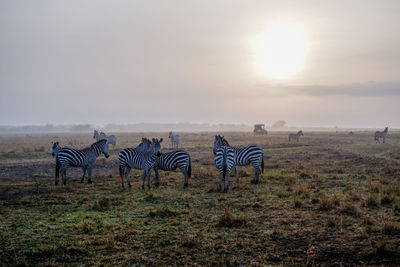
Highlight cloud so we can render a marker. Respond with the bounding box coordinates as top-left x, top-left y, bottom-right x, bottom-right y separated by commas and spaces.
284, 82, 400, 97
